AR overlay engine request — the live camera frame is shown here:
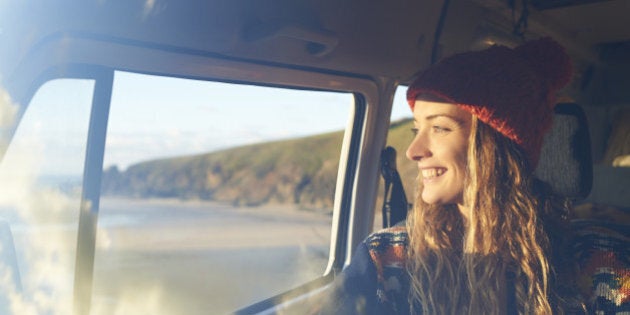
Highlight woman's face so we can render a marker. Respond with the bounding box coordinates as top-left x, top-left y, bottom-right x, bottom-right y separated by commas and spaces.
406, 99, 472, 206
